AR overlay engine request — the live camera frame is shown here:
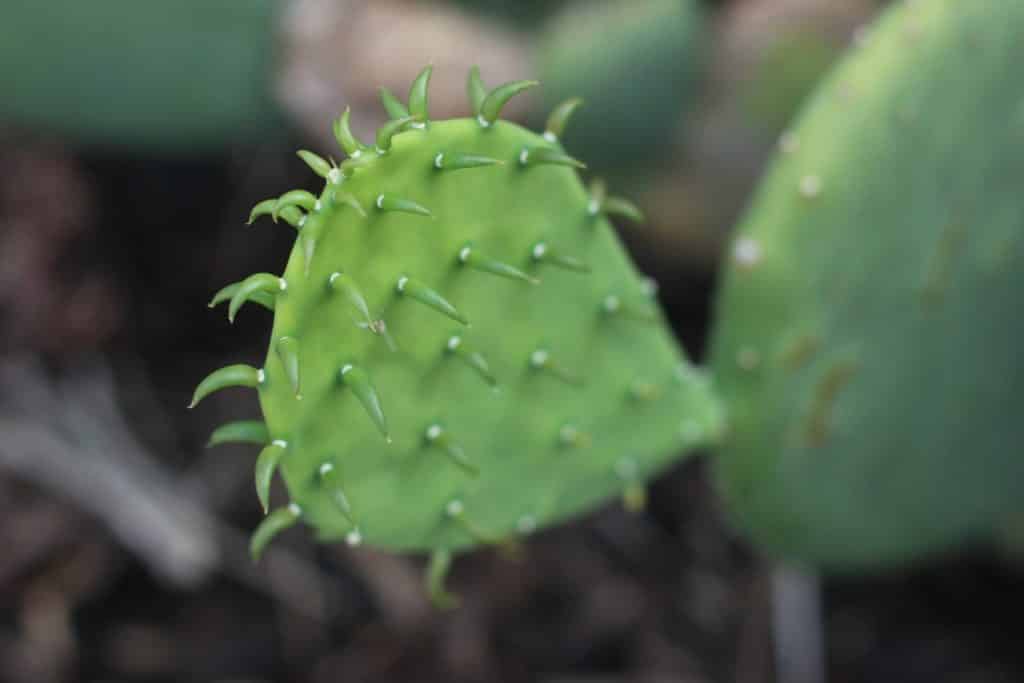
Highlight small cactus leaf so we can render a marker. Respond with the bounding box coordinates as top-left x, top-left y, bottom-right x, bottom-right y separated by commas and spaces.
466, 66, 488, 117
602, 197, 645, 224
275, 337, 302, 398
396, 275, 469, 325
209, 281, 276, 312
247, 198, 277, 225
207, 420, 270, 448
189, 364, 263, 409
425, 423, 479, 476
376, 116, 415, 153
317, 463, 355, 525
426, 549, 459, 610
272, 190, 318, 221
379, 86, 410, 120
433, 152, 504, 172
529, 348, 582, 386
248, 200, 305, 230
518, 147, 586, 170
194, 65, 721, 578
479, 80, 539, 126
445, 335, 496, 387
333, 108, 371, 157
250, 503, 301, 560
228, 274, 286, 323
255, 440, 289, 513
375, 193, 432, 218
544, 97, 584, 142
408, 65, 433, 122
339, 364, 390, 442
601, 294, 657, 323
331, 191, 366, 218
530, 241, 590, 273
329, 272, 374, 328
296, 150, 332, 179
457, 244, 538, 285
